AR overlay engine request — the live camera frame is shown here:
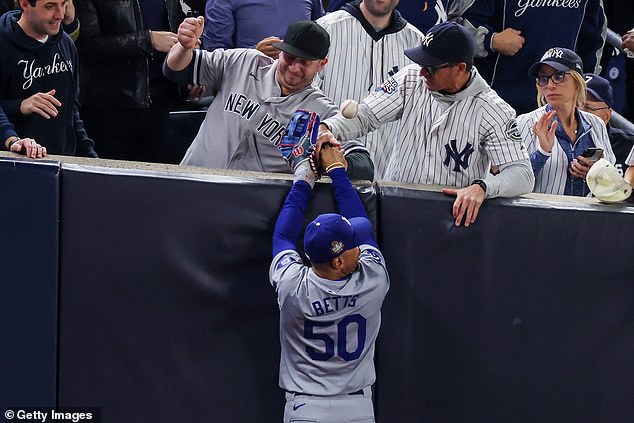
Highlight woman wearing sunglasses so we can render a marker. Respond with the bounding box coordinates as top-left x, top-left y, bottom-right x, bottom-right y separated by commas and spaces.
516, 48, 616, 196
